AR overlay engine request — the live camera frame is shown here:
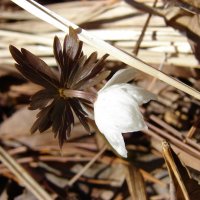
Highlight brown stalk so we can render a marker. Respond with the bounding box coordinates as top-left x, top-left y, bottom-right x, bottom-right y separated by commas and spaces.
125, 163, 147, 200
186, 117, 200, 138
146, 122, 200, 160
0, 145, 53, 200
144, 128, 200, 171
133, 0, 158, 55
162, 141, 191, 200
0, 155, 165, 187
68, 145, 107, 186
150, 115, 200, 152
